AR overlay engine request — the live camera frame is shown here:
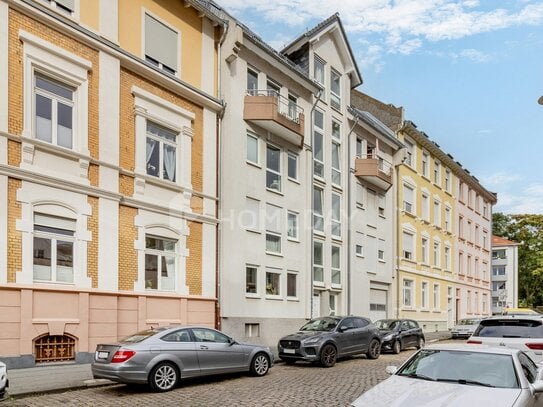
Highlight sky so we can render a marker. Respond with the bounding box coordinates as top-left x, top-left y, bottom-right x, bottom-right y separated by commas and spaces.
218, 0, 543, 214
